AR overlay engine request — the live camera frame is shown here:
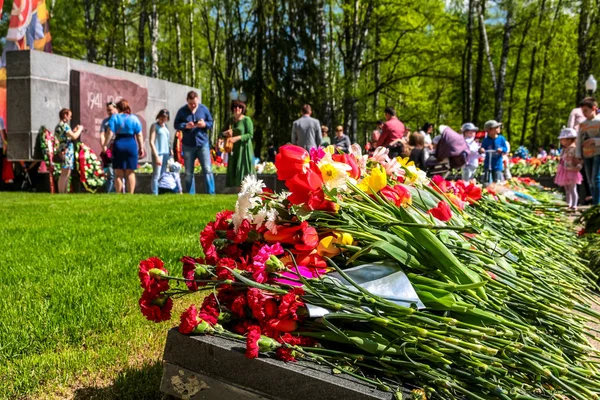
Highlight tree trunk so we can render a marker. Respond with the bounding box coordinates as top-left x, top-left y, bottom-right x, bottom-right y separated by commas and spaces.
478, 5, 497, 92
253, 0, 266, 158
577, 0, 597, 103
188, 0, 196, 87
175, 17, 183, 81
472, 0, 485, 125
121, 0, 128, 71
520, 0, 546, 146
342, 0, 373, 143
317, 0, 331, 127
149, 0, 159, 78
494, 0, 513, 122
328, 0, 336, 127
531, 0, 563, 149
505, 14, 532, 141
138, 2, 147, 75
462, 0, 475, 123
84, 0, 100, 62
372, 20, 381, 118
